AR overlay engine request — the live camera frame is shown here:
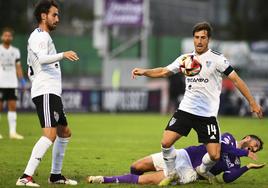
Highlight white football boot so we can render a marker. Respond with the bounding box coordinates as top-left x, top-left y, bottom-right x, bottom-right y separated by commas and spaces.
10, 133, 24, 140
158, 170, 179, 186
87, 176, 104, 184
16, 177, 40, 187
196, 166, 218, 184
